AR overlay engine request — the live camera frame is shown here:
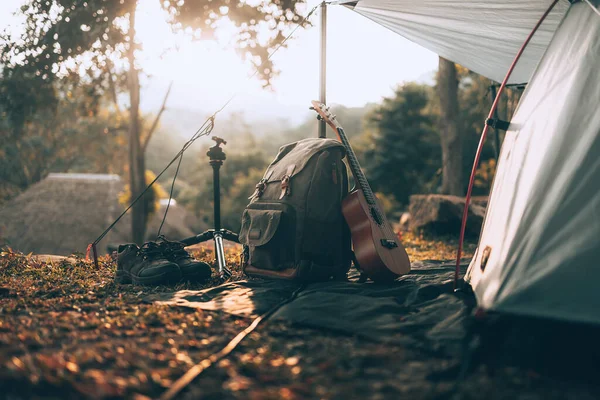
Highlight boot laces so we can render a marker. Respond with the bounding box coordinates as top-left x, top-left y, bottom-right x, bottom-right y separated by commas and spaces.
139, 242, 164, 260
157, 236, 189, 260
